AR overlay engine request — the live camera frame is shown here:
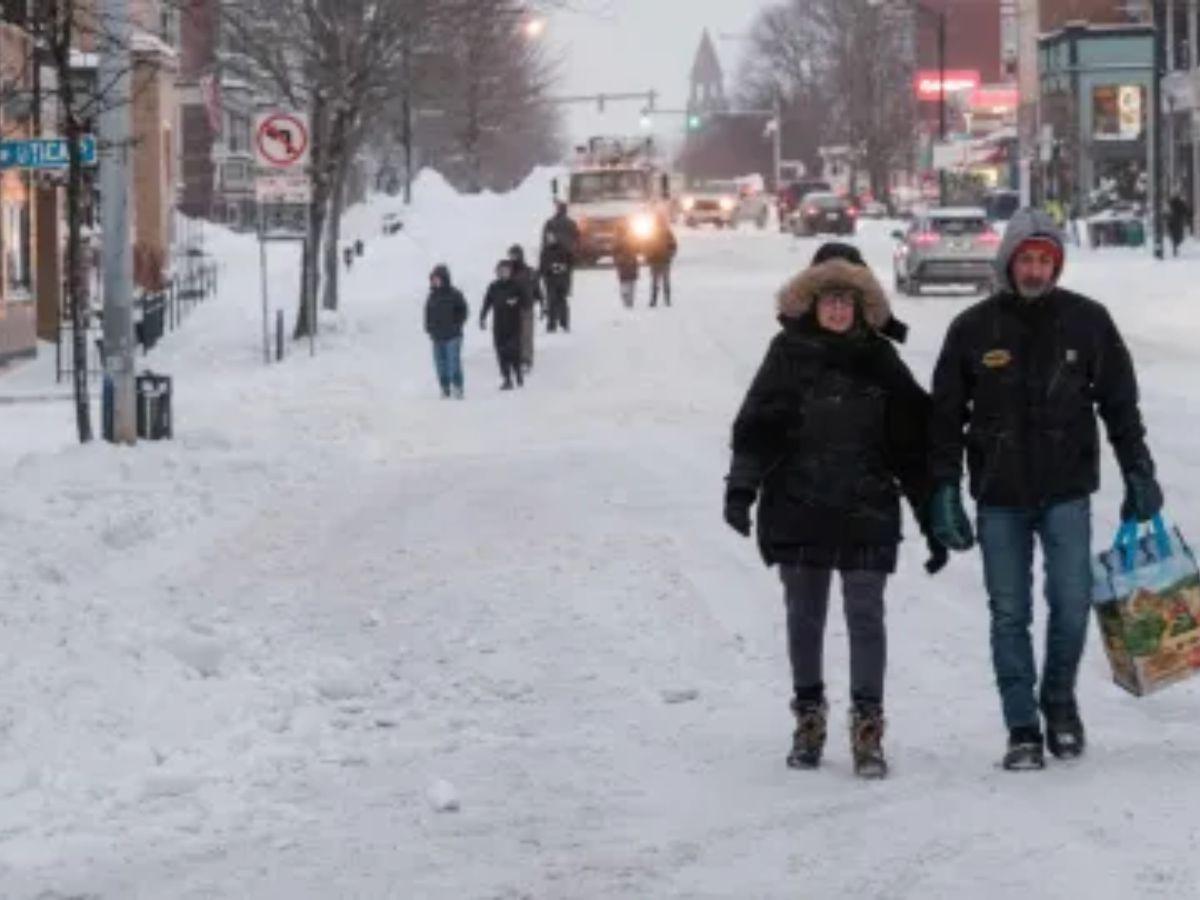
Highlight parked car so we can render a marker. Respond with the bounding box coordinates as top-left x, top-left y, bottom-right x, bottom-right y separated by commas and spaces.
789, 192, 857, 237
680, 179, 770, 229
891, 207, 1001, 296
777, 179, 833, 232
